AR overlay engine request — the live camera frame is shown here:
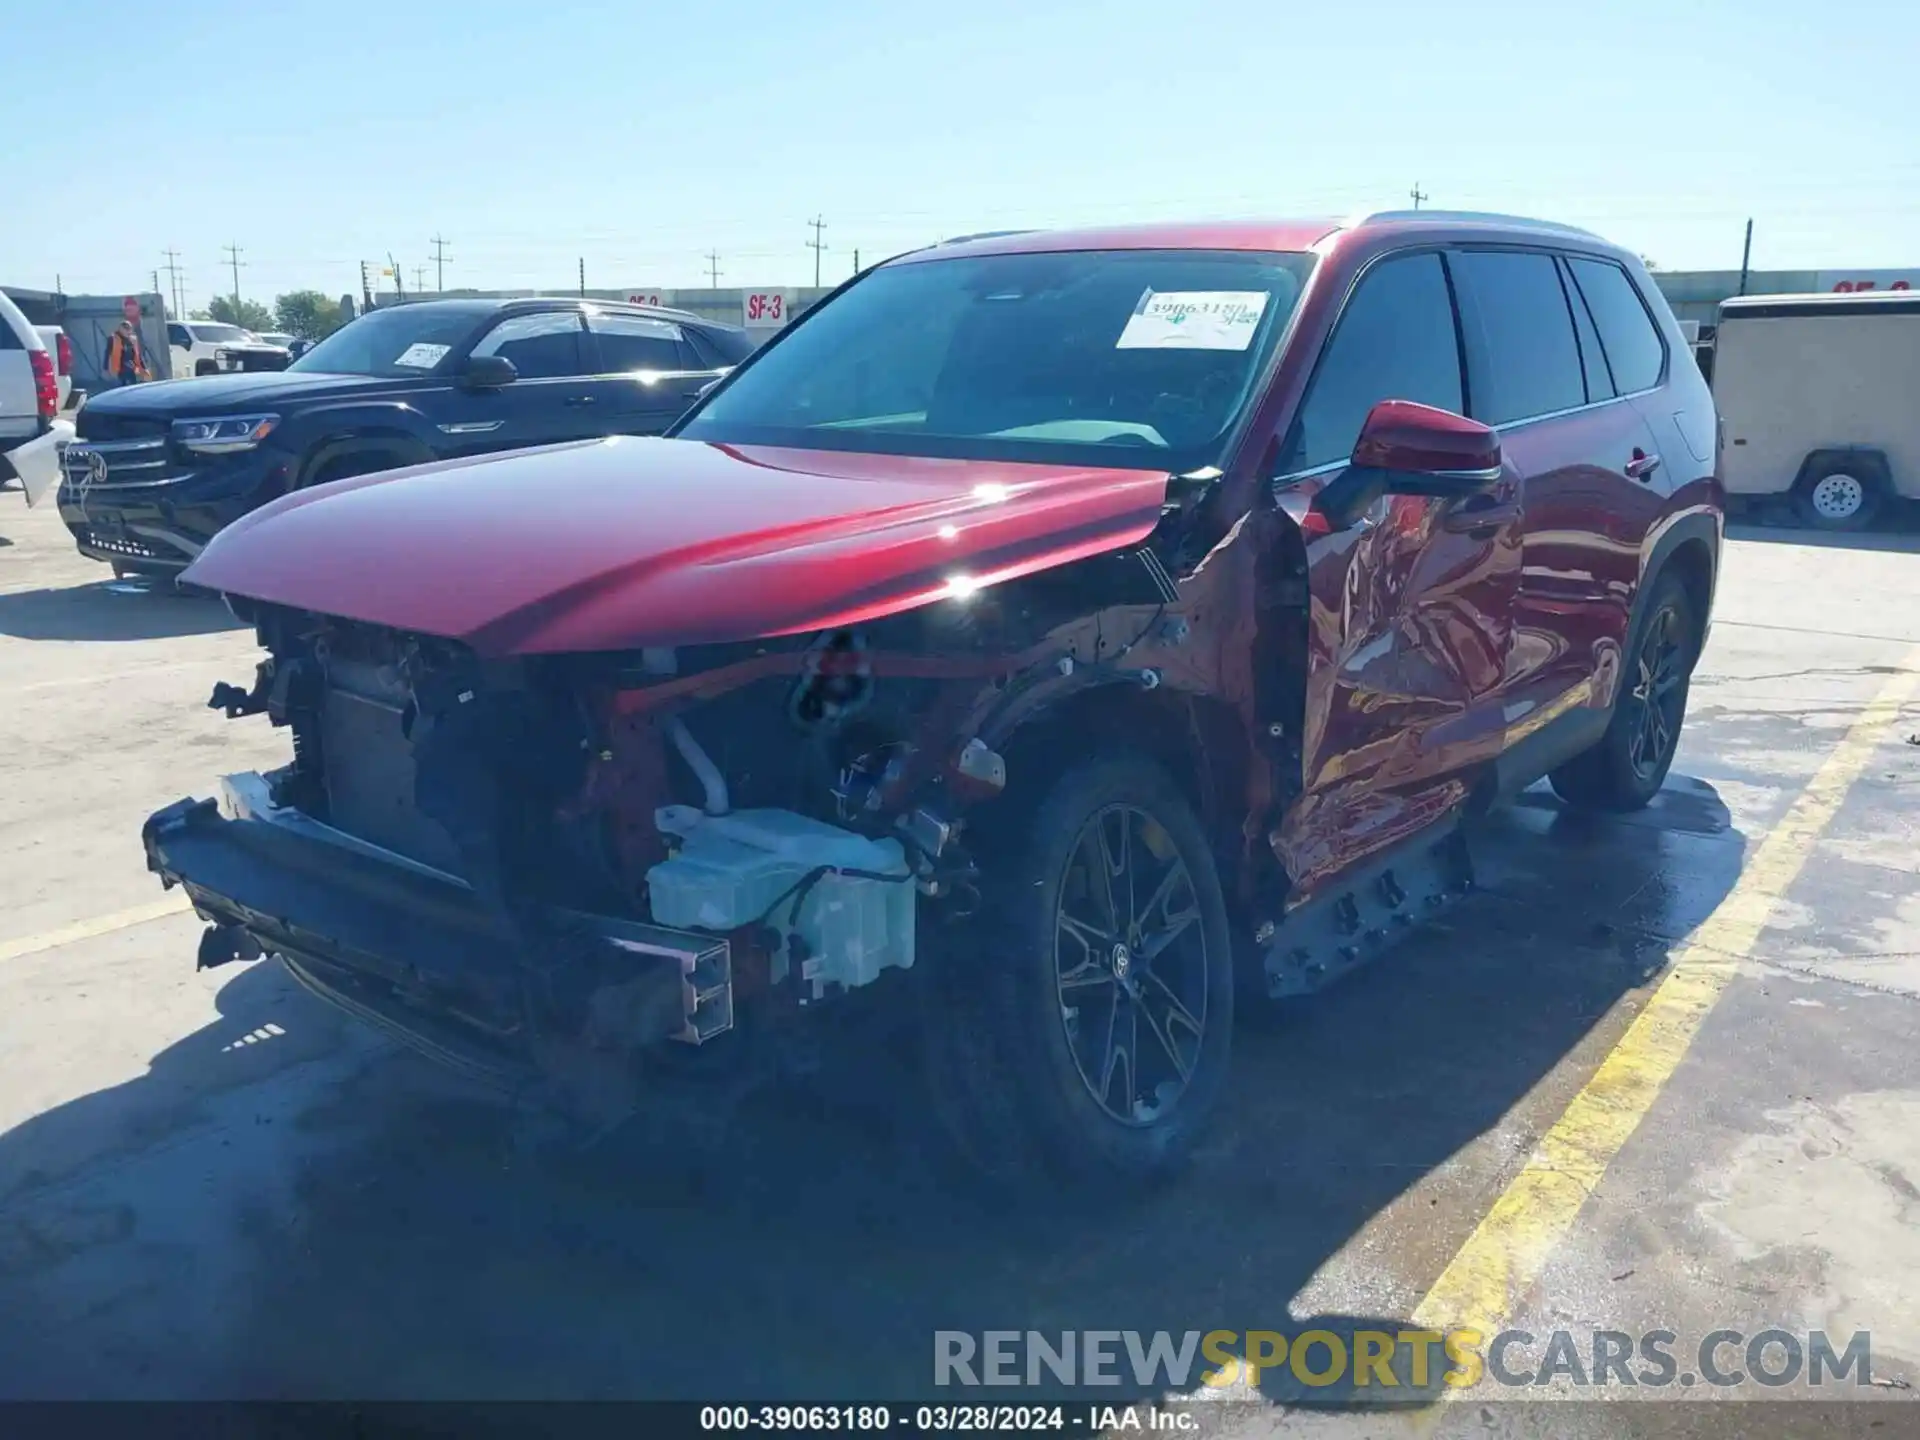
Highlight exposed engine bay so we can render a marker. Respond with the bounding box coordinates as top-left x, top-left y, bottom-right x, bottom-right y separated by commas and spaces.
151, 511, 1316, 1120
